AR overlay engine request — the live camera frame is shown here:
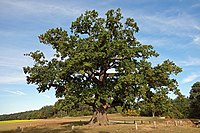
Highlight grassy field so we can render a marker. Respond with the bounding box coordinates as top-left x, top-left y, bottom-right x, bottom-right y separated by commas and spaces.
0, 114, 199, 133
0, 120, 37, 125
